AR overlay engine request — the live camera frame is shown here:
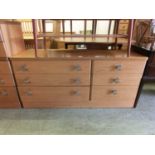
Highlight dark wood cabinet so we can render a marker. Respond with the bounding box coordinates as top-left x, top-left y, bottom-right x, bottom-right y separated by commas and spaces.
132, 45, 155, 81
145, 54, 155, 78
